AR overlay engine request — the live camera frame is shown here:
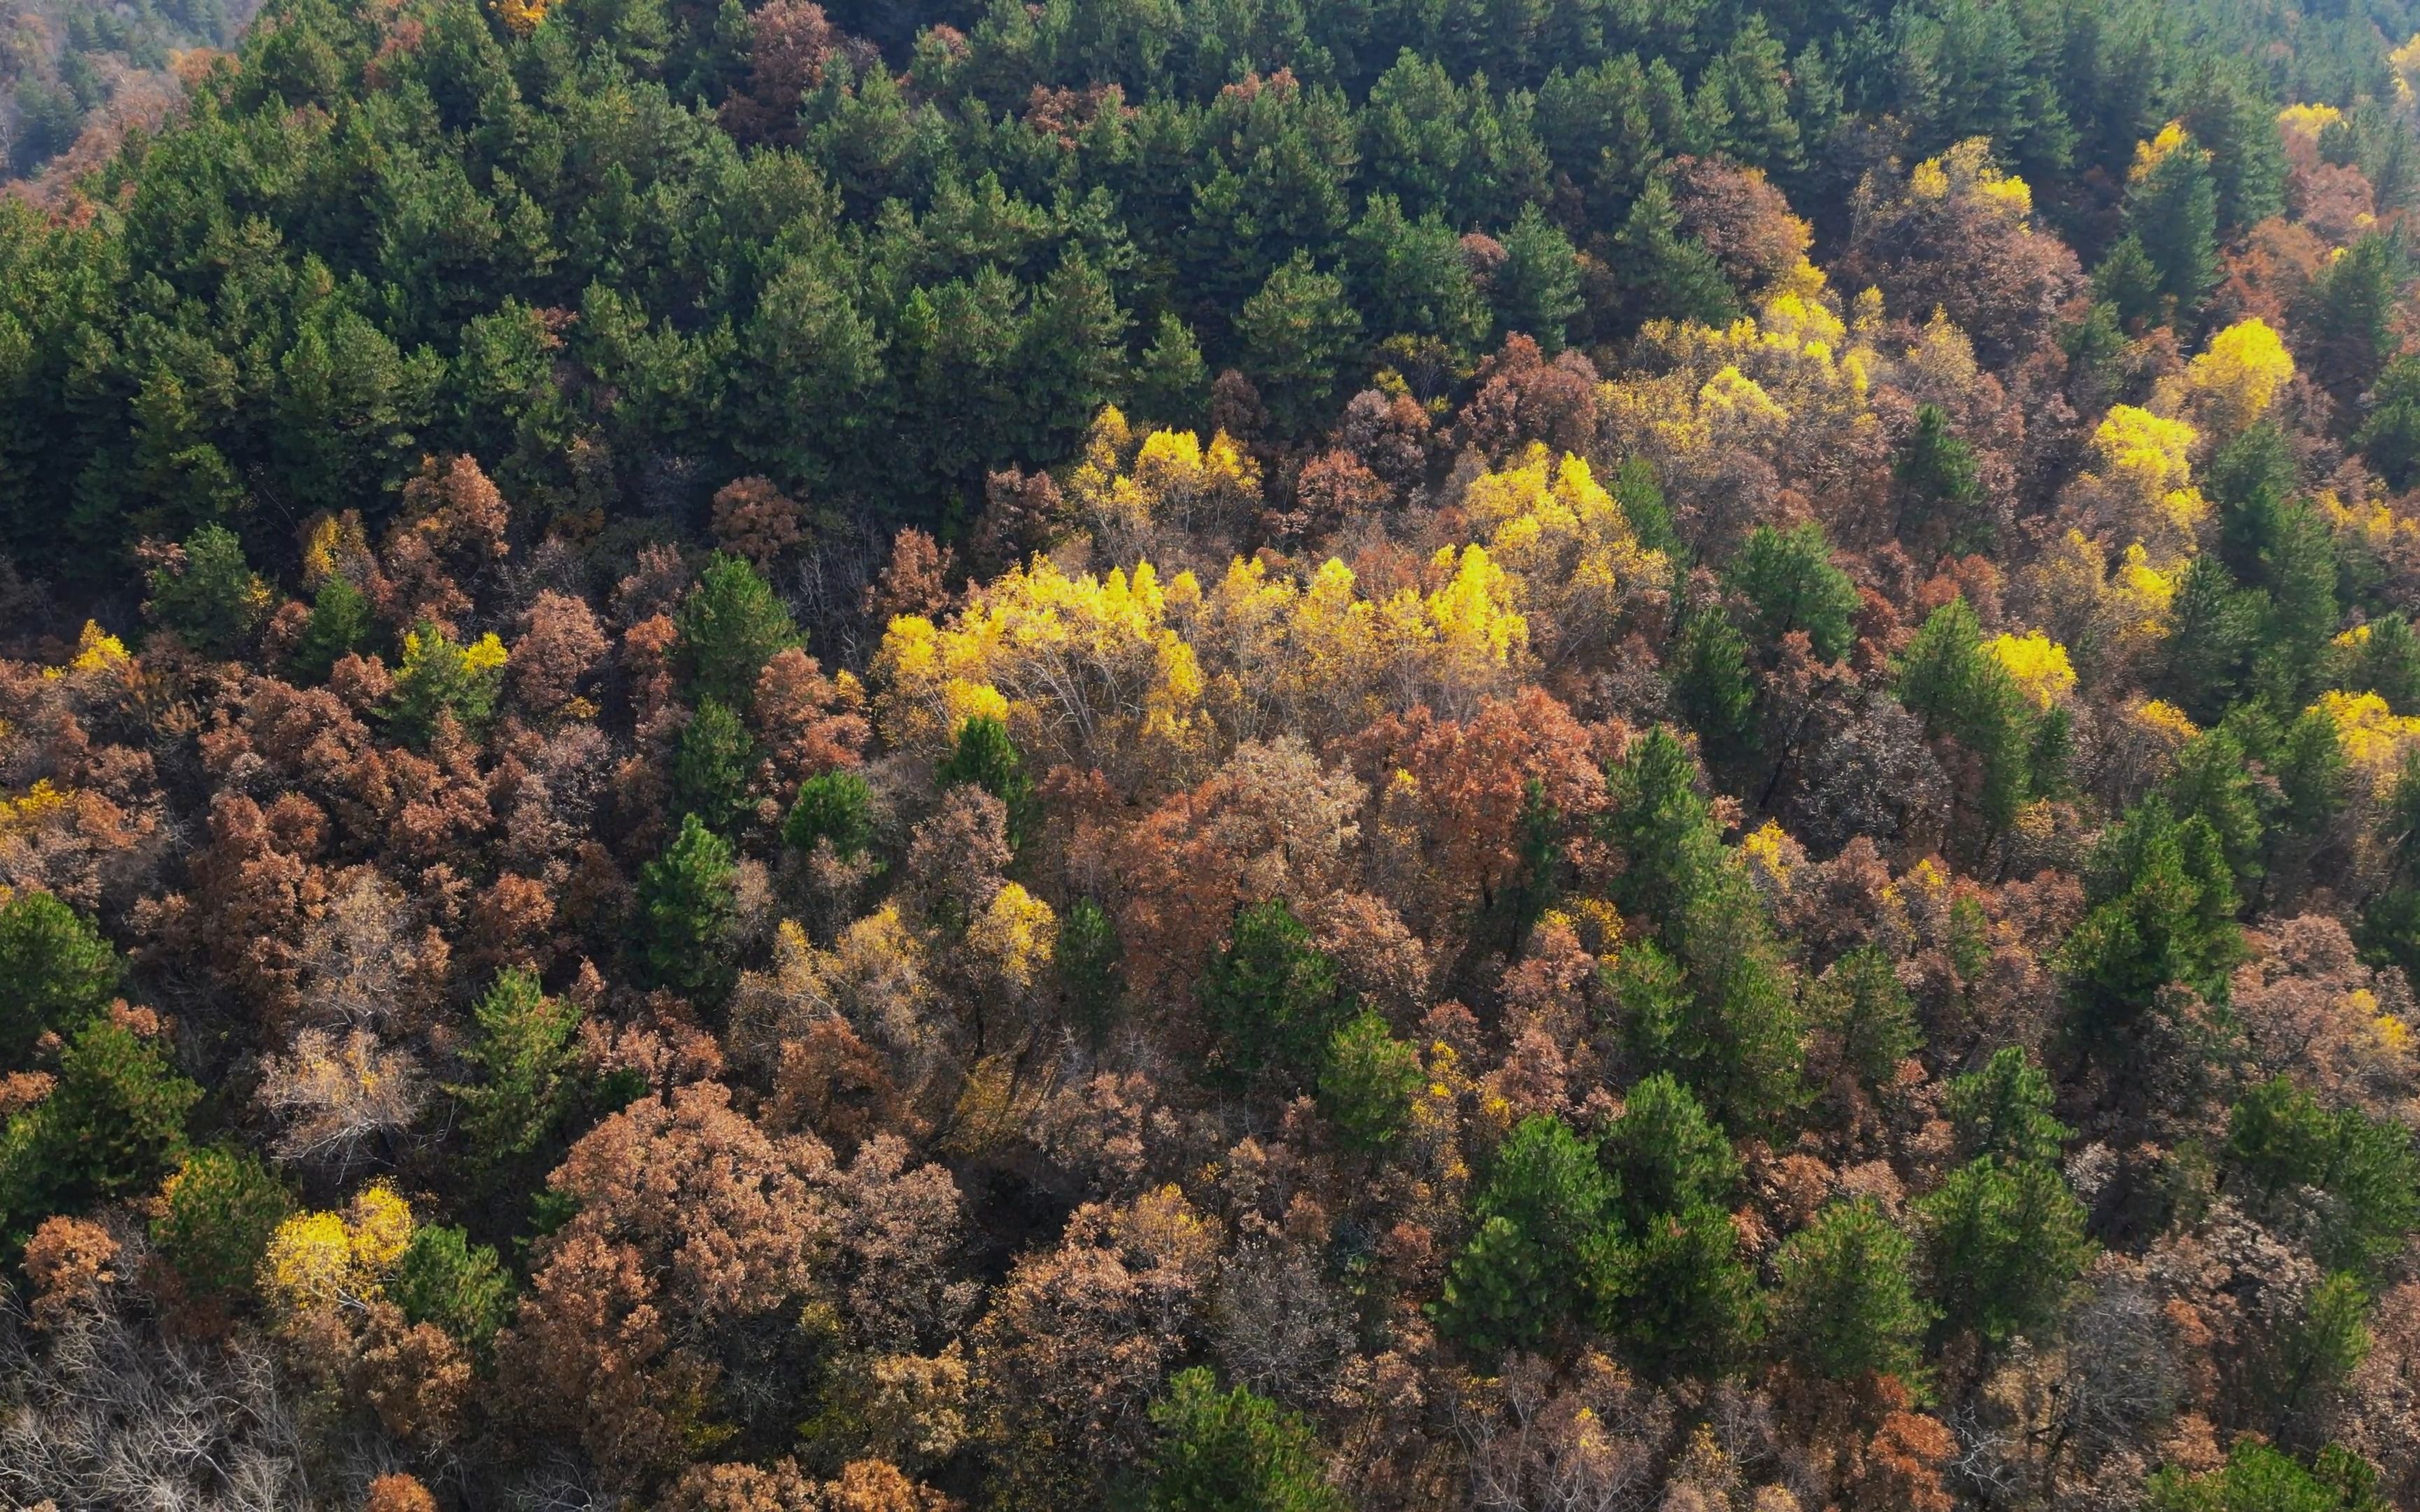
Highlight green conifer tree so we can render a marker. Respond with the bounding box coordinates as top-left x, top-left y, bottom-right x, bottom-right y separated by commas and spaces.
149, 1145, 291, 1309
391, 1224, 515, 1351
1918, 1156, 2094, 1345
289, 573, 372, 681
1669, 603, 1758, 771
1435, 1113, 1617, 1353
1055, 897, 1123, 1045
1770, 1198, 1933, 1381
146, 524, 270, 657
0, 1016, 198, 1244
1319, 1008, 1424, 1152
637, 814, 740, 998
938, 714, 1038, 851
450, 967, 584, 1166
676, 552, 801, 710
1943, 1046, 2070, 1166
1723, 521, 1861, 664
0, 891, 118, 1063
1199, 900, 1345, 1089
1494, 204, 1584, 353
672, 695, 758, 833
1805, 945, 1923, 1089
1146, 1368, 1348, 1512
784, 769, 877, 859
1613, 177, 1739, 330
